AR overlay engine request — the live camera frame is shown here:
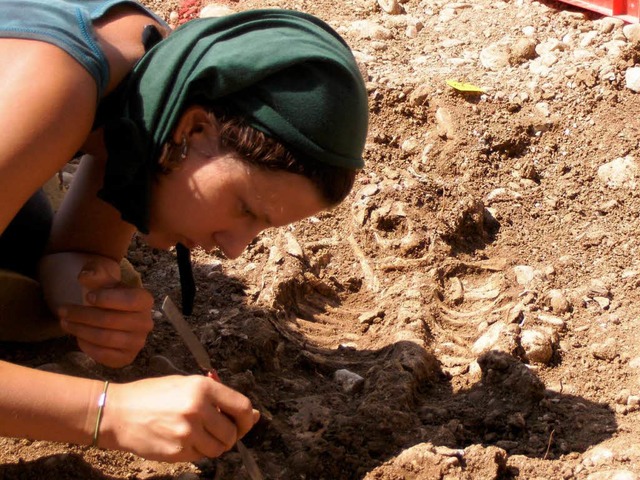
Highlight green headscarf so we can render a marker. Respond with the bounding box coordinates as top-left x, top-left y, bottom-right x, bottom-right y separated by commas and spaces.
100, 9, 369, 233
